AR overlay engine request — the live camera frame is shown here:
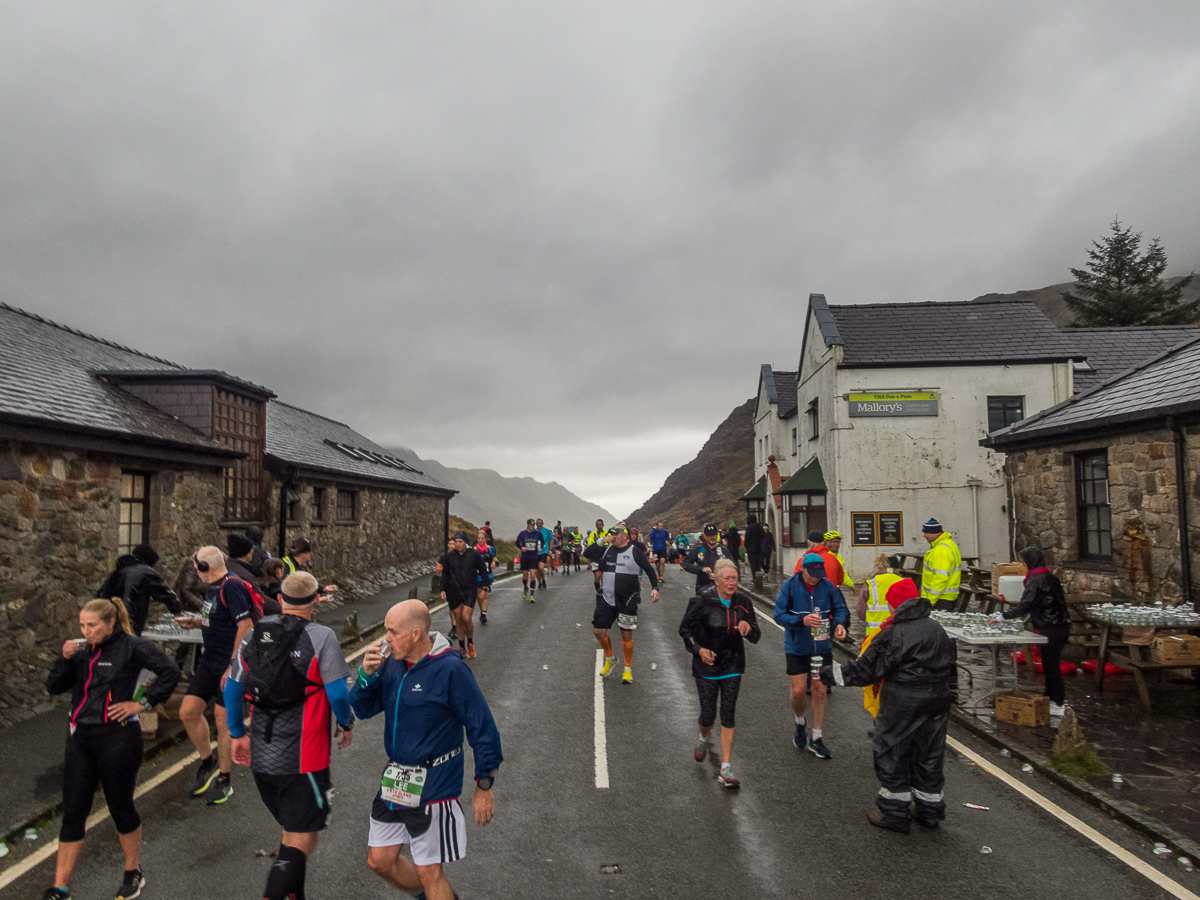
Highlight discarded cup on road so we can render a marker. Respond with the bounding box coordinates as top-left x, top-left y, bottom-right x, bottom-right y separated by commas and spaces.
999, 749, 1011, 758
0, 842, 8, 858
1180, 858, 1195, 873
981, 846, 993, 854
543, 665, 549, 670
1021, 764, 1034, 773
1112, 773, 1124, 785
1154, 843, 1173, 858
24, 827, 37, 841
651, 663, 657, 670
